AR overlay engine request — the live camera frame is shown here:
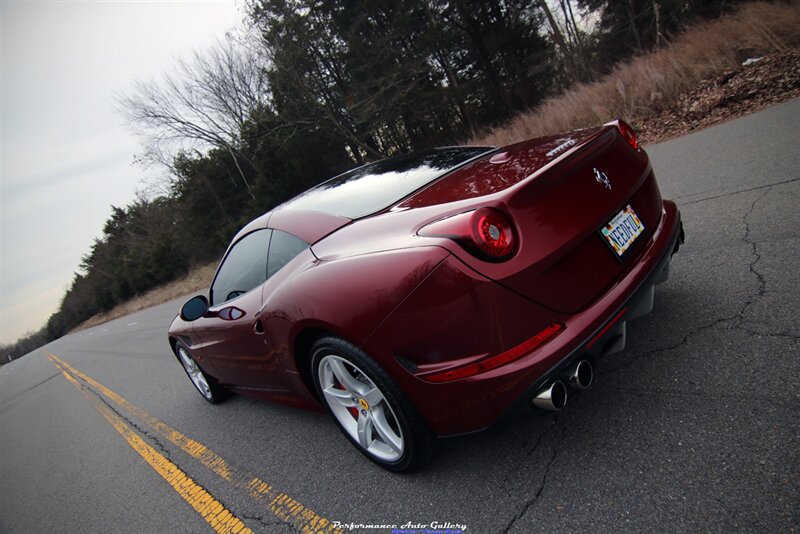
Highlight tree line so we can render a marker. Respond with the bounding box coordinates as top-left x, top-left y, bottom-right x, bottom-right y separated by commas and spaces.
3, 0, 745, 362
